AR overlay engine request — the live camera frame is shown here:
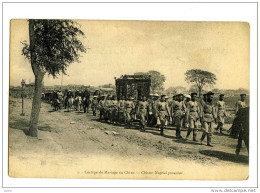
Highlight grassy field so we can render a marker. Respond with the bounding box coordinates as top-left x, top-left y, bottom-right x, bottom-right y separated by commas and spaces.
212, 95, 249, 109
